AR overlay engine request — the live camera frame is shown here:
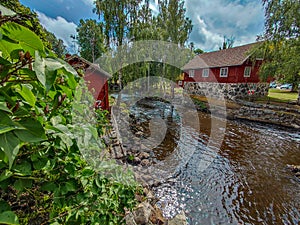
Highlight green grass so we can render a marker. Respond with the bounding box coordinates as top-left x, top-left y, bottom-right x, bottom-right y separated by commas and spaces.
268, 88, 298, 102
255, 88, 298, 103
